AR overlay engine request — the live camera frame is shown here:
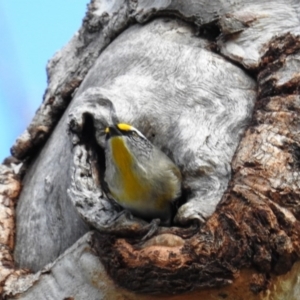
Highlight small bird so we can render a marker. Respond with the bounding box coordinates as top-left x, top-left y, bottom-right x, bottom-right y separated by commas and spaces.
104, 123, 181, 225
